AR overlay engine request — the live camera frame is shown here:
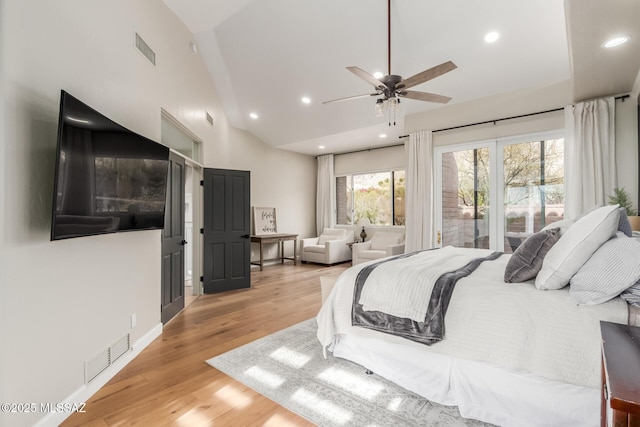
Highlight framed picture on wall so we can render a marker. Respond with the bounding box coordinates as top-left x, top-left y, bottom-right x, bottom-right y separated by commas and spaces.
253, 207, 277, 235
